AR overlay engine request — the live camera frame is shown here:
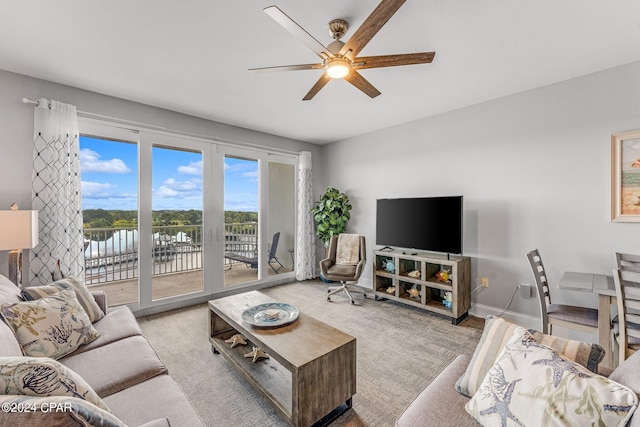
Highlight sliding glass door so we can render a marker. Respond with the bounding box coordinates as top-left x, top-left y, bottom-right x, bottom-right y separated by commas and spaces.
139, 132, 213, 308
223, 151, 261, 287
81, 118, 298, 309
